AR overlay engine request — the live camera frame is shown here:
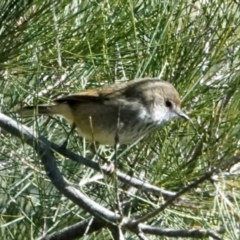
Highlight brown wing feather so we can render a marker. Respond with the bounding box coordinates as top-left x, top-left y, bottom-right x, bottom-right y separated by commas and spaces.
54, 78, 165, 104
54, 90, 103, 103
54, 80, 131, 103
